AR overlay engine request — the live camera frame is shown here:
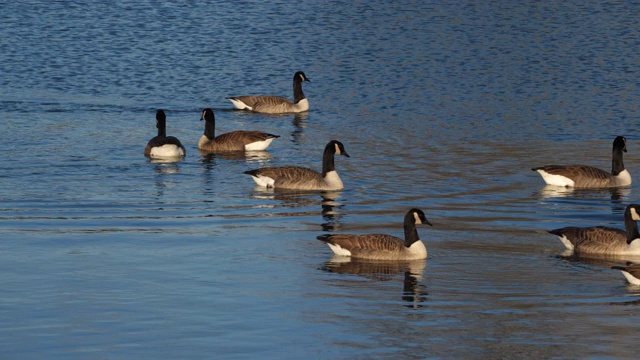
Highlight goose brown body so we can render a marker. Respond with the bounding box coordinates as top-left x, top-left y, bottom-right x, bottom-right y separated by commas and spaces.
549, 226, 628, 254
548, 204, 640, 256
199, 108, 279, 152
245, 166, 334, 190
532, 136, 631, 188
318, 234, 424, 260
317, 209, 432, 260
244, 140, 349, 190
227, 71, 310, 114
